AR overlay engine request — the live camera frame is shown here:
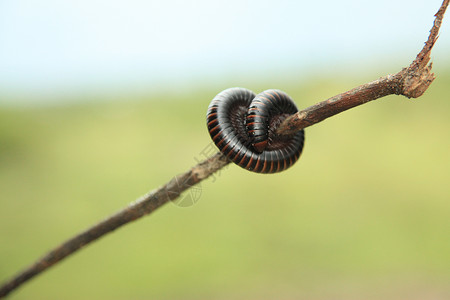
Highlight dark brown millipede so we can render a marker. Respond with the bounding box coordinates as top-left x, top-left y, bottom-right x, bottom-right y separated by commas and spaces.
206, 87, 305, 173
